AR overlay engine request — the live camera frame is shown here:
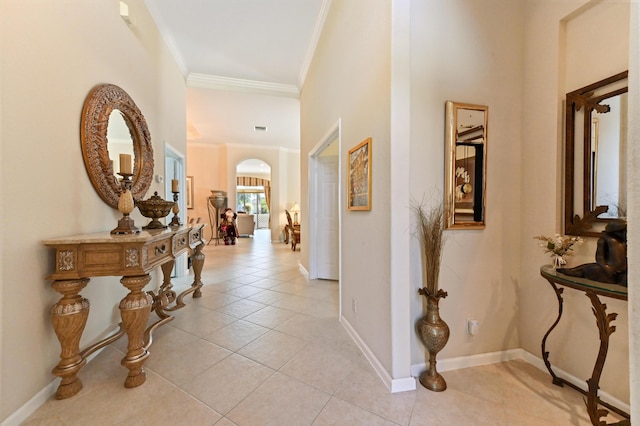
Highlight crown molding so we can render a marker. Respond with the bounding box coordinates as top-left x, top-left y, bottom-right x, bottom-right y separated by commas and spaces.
143, 0, 188, 78
298, 0, 332, 88
187, 74, 299, 98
